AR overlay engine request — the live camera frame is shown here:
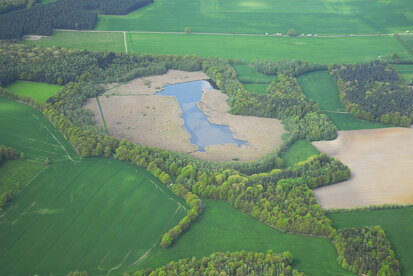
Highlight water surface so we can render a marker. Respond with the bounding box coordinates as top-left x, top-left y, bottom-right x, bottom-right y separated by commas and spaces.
155, 80, 246, 152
